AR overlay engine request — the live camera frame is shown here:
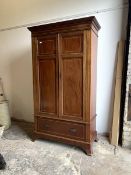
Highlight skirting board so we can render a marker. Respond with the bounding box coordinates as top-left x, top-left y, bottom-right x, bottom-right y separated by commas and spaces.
11, 117, 109, 137
11, 117, 34, 124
